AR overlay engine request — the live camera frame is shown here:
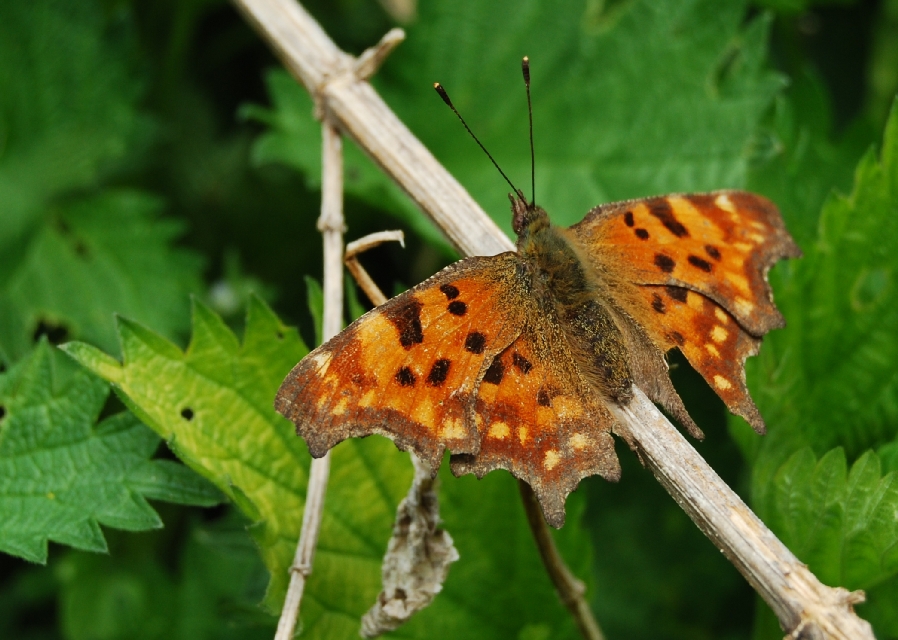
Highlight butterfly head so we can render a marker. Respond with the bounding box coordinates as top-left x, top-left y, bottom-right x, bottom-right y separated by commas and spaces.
511, 190, 550, 240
